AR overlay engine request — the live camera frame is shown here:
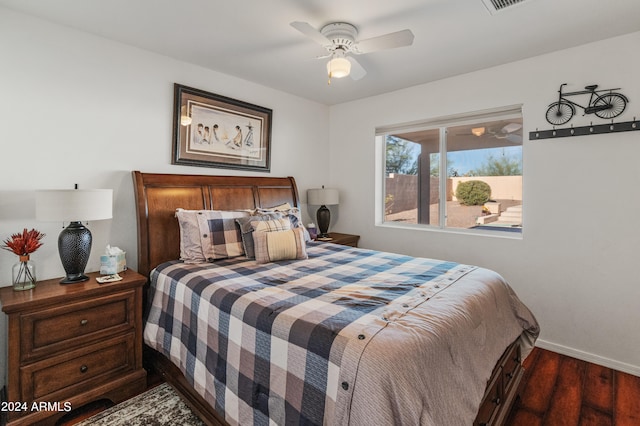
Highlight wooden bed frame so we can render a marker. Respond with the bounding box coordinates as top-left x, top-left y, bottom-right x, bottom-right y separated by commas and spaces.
131, 170, 523, 426
132, 171, 300, 279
